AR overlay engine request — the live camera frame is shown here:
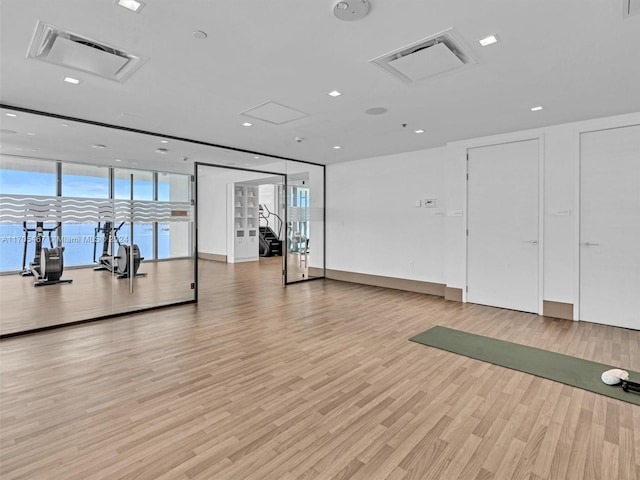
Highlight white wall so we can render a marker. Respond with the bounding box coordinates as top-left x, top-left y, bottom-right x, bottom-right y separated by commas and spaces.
327, 111, 640, 309
327, 147, 446, 283
197, 168, 230, 256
